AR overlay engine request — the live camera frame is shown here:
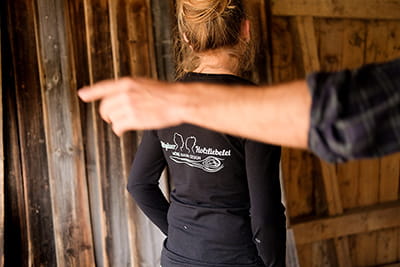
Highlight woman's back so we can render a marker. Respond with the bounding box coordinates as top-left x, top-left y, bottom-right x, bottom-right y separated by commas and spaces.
129, 73, 286, 266
129, 1, 286, 266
